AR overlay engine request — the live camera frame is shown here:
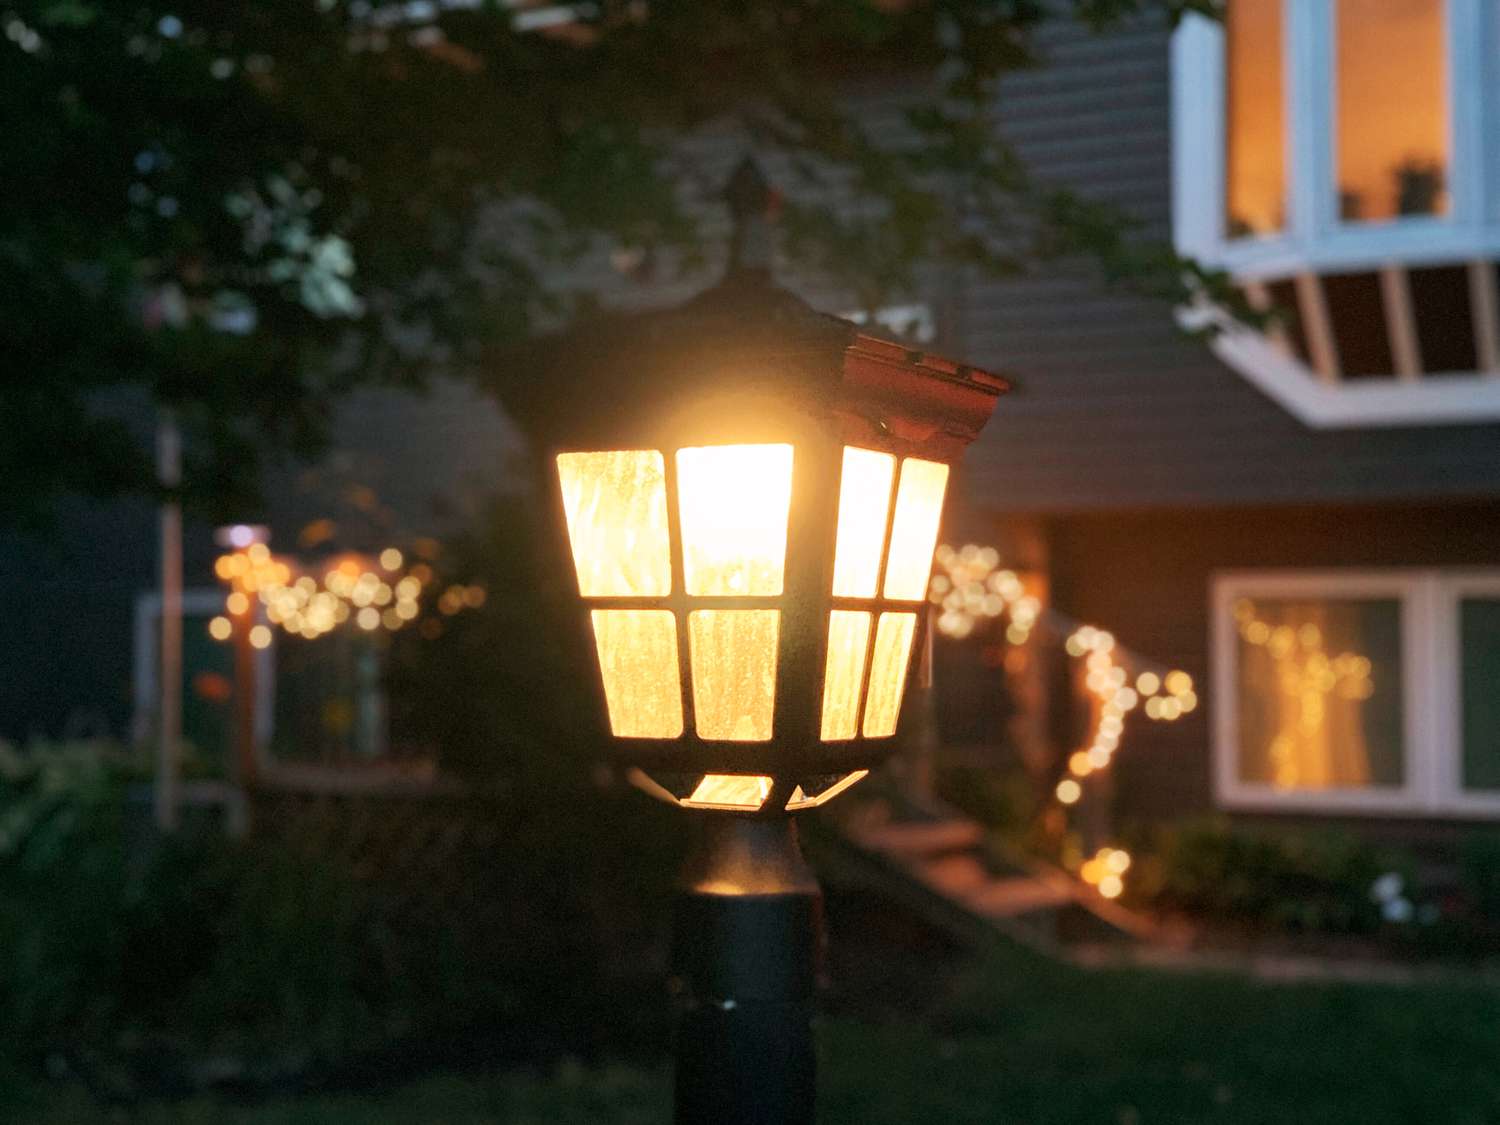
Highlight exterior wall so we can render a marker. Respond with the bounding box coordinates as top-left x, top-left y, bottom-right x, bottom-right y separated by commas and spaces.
953, 16, 1500, 517
1040, 498, 1500, 828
